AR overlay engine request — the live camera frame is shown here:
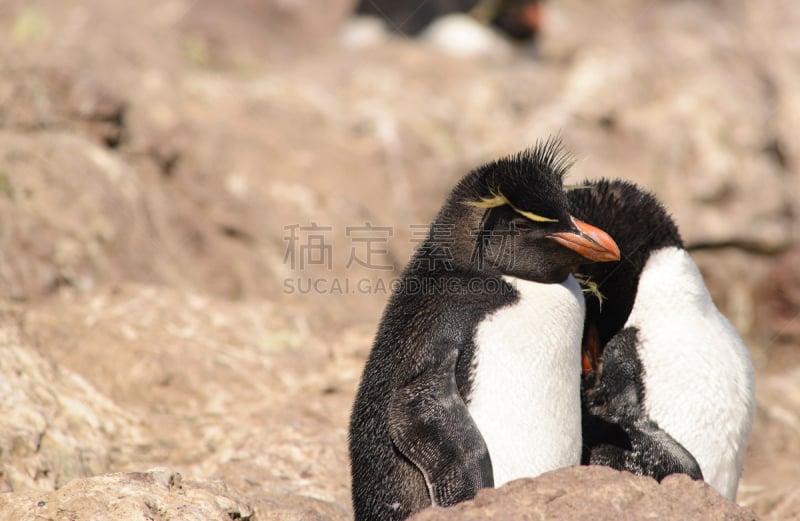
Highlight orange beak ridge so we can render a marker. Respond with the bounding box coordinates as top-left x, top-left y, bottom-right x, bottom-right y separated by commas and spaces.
547, 218, 620, 263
